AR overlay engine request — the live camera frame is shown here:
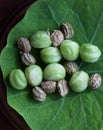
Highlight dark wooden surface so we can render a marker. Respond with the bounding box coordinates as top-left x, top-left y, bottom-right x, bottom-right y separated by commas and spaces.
0, 0, 35, 129
0, 0, 26, 32
0, 111, 16, 130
